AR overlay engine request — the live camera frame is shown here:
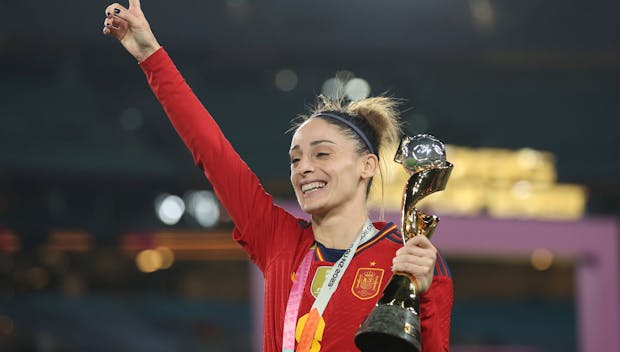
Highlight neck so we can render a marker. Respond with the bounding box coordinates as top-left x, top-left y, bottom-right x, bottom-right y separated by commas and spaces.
311, 205, 371, 250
